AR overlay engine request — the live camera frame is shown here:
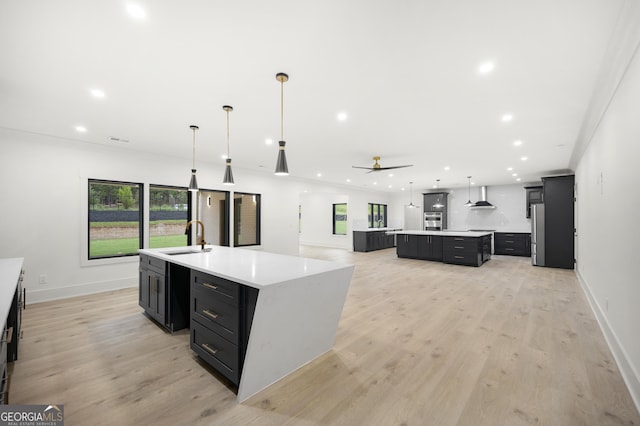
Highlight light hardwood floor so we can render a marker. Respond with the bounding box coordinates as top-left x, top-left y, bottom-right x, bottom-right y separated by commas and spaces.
8, 247, 640, 425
